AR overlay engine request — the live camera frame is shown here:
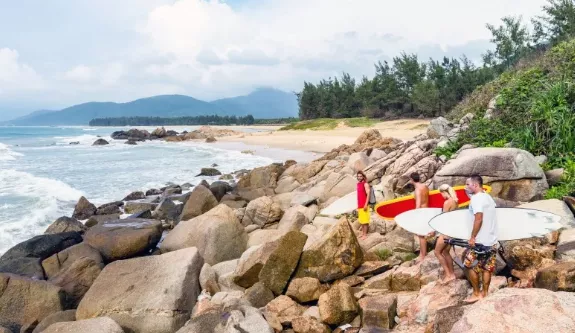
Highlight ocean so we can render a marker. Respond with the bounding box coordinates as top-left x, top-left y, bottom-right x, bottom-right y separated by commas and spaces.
0, 126, 308, 254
